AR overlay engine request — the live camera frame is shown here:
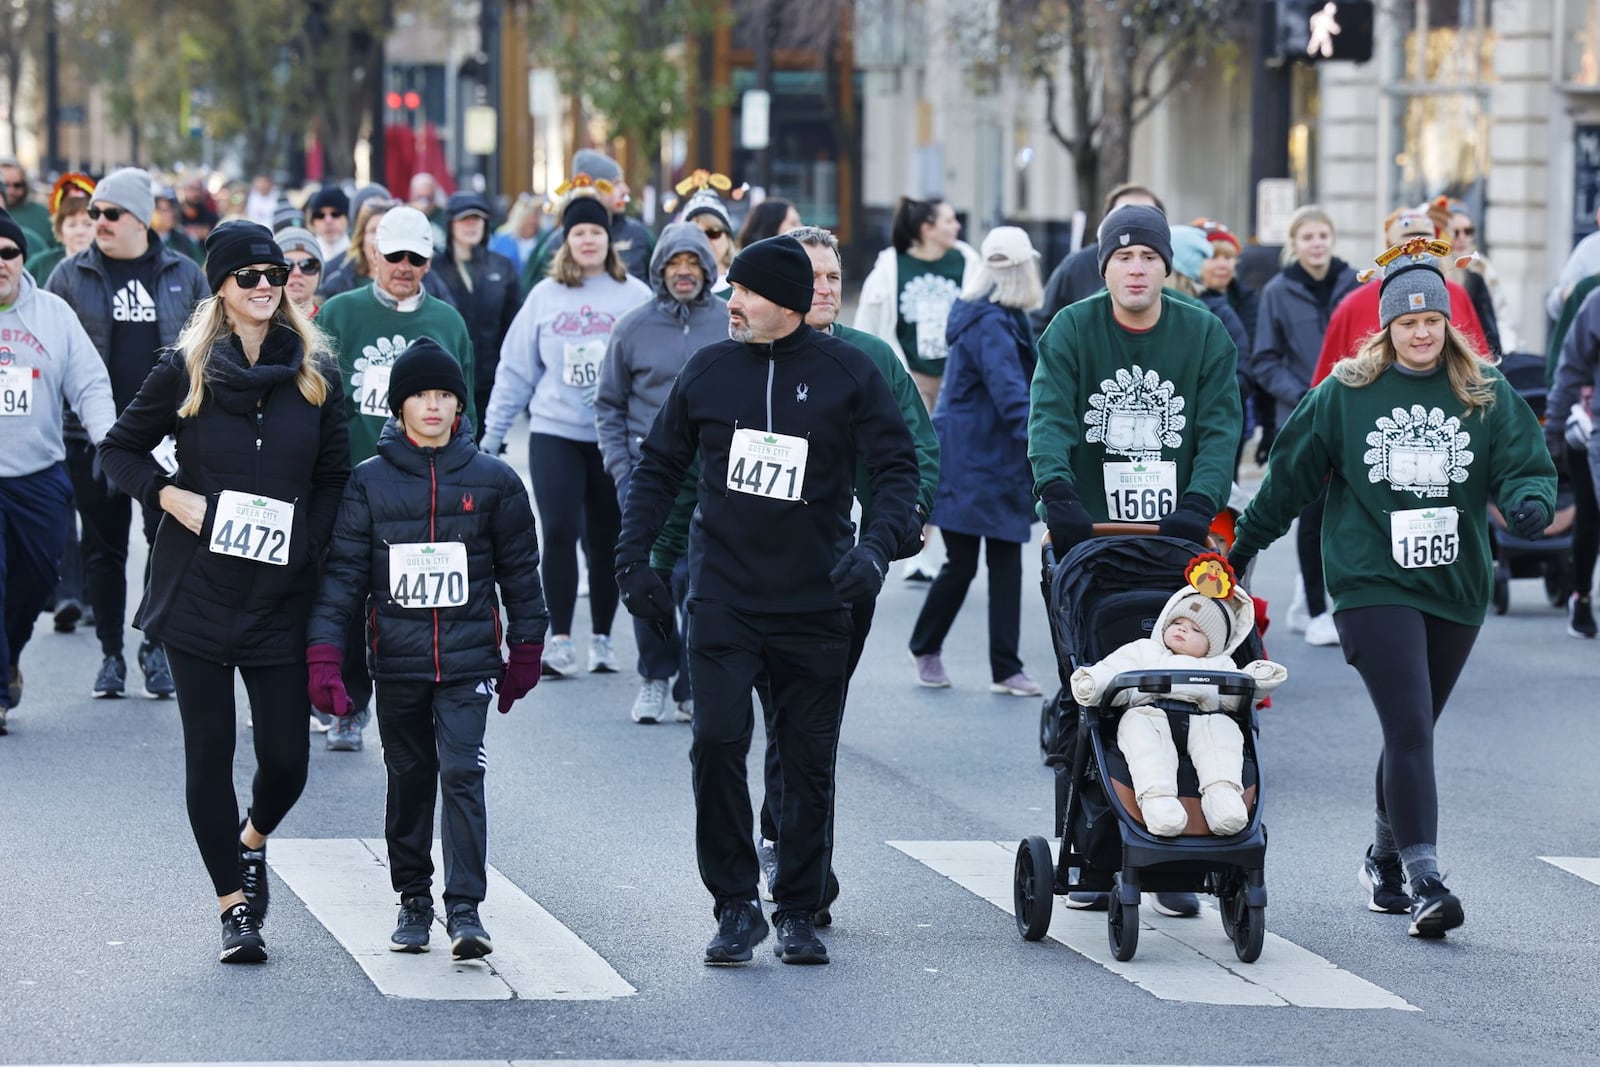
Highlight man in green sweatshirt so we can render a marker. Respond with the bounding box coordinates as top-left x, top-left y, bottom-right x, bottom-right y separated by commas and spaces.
1027, 204, 1241, 918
